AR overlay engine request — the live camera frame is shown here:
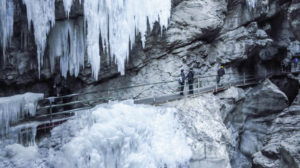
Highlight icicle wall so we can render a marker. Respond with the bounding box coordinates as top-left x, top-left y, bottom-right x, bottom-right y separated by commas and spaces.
0, 0, 14, 64
0, 0, 171, 80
